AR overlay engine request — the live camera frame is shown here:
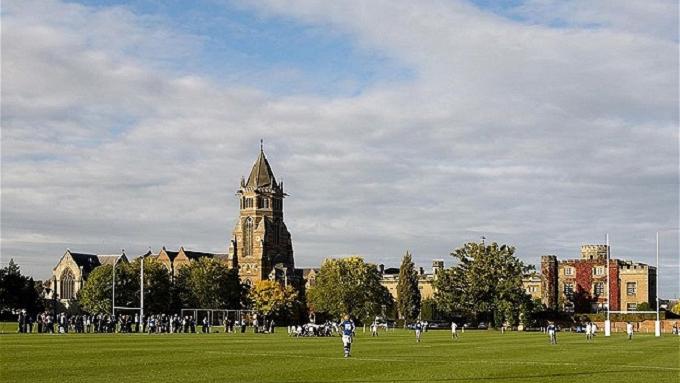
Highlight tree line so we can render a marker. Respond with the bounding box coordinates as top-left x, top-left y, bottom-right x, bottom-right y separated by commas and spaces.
10, 240, 665, 326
